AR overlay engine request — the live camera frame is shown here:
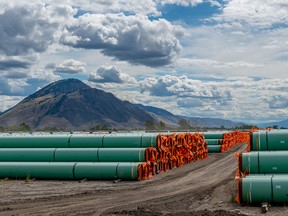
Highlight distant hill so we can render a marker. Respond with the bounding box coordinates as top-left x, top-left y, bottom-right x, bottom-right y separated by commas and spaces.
181, 116, 245, 129
257, 119, 288, 129
136, 104, 179, 127
0, 79, 154, 130
0, 78, 247, 130
137, 104, 245, 129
